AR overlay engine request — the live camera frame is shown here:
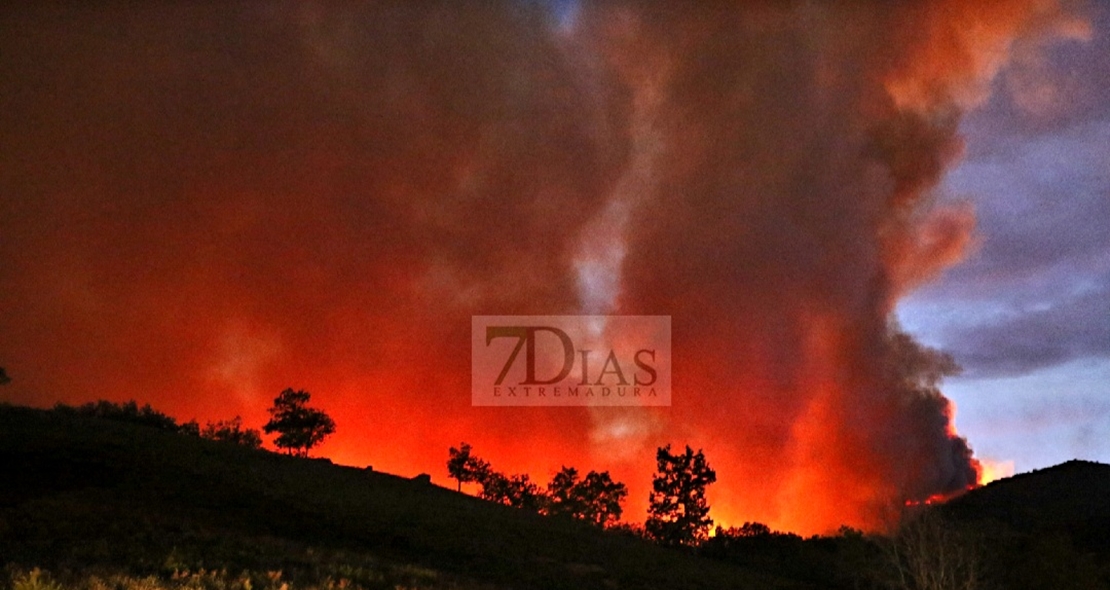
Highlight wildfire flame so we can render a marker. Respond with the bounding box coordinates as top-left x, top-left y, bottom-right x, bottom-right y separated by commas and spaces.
902, 457, 1017, 508
977, 459, 1016, 485
903, 487, 974, 508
